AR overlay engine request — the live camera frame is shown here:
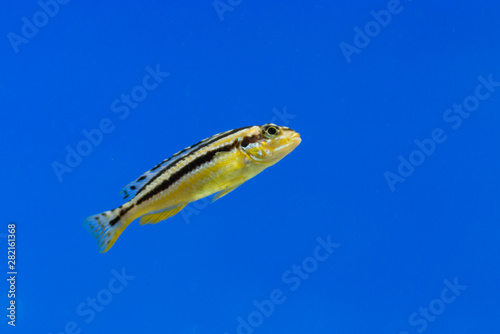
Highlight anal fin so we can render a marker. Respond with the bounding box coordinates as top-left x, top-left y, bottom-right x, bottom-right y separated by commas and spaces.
138, 204, 186, 225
